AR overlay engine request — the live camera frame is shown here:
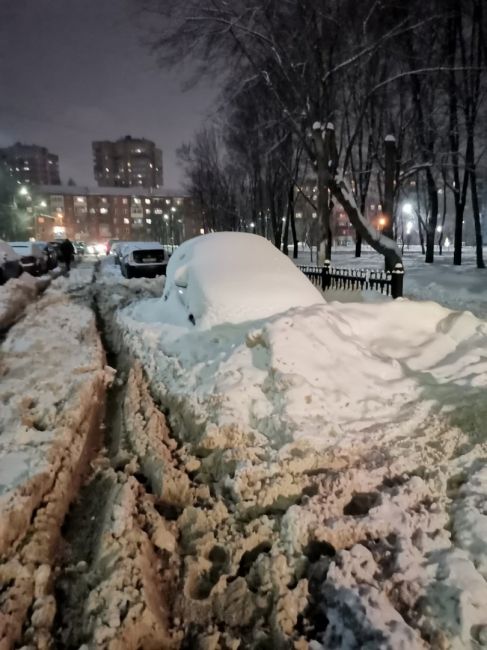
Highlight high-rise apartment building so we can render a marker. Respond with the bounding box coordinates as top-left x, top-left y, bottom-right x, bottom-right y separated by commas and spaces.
92, 135, 163, 188
0, 142, 60, 186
